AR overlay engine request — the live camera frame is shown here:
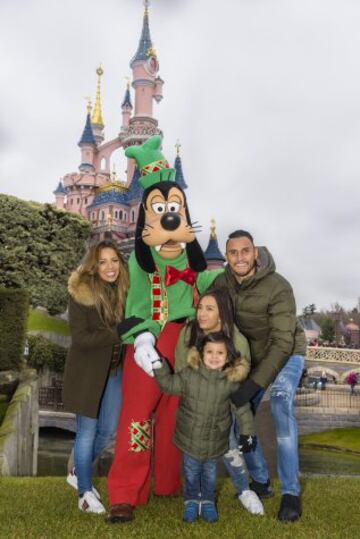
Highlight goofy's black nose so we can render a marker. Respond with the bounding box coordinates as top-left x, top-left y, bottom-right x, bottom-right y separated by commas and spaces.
160, 212, 180, 231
